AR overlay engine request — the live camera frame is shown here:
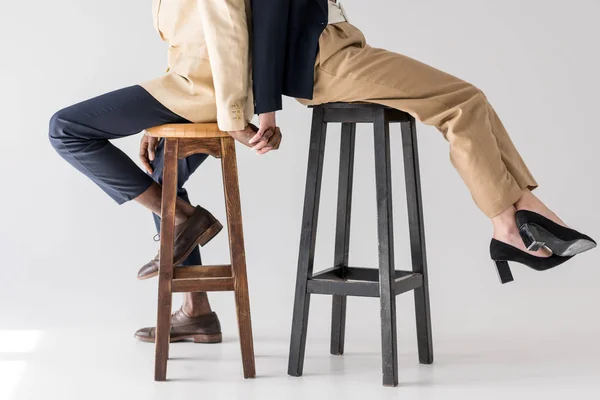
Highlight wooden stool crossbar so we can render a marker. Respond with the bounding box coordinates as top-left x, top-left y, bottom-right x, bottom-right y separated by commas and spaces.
145, 123, 255, 381
287, 103, 434, 387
